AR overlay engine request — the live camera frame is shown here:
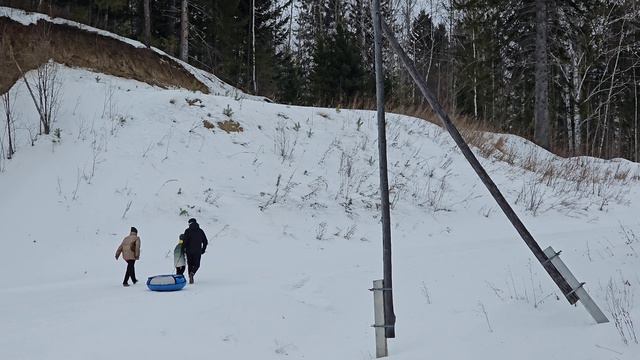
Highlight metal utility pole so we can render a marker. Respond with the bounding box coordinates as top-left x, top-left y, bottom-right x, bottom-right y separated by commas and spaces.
371, 0, 396, 340
379, 18, 580, 305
